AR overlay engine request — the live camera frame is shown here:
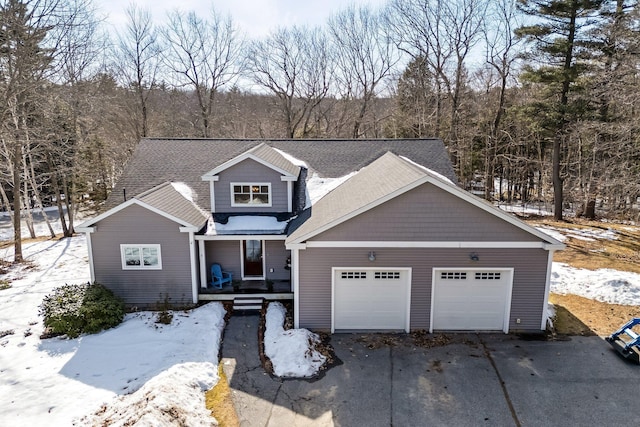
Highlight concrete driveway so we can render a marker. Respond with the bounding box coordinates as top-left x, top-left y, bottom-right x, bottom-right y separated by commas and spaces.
221, 315, 639, 427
